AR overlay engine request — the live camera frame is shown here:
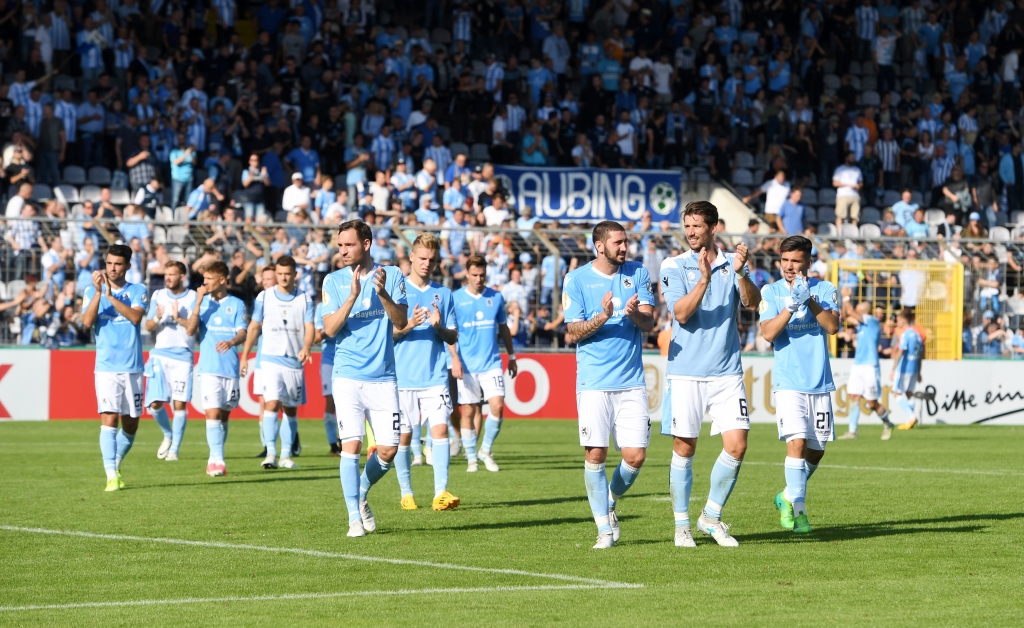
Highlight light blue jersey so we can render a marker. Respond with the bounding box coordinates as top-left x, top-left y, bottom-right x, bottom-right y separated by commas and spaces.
321, 264, 407, 382
659, 249, 744, 378
146, 288, 197, 363
395, 281, 457, 389
197, 294, 248, 377
853, 314, 881, 366
314, 303, 336, 366
563, 261, 653, 391
453, 287, 506, 374
83, 283, 148, 373
759, 278, 839, 393
896, 327, 923, 375
251, 288, 314, 369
